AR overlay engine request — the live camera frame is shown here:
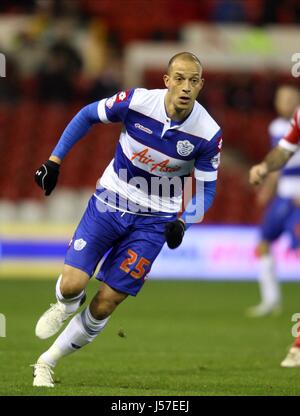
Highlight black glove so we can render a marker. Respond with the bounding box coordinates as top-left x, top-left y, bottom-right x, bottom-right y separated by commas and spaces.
34, 160, 60, 196
165, 219, 185, 249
